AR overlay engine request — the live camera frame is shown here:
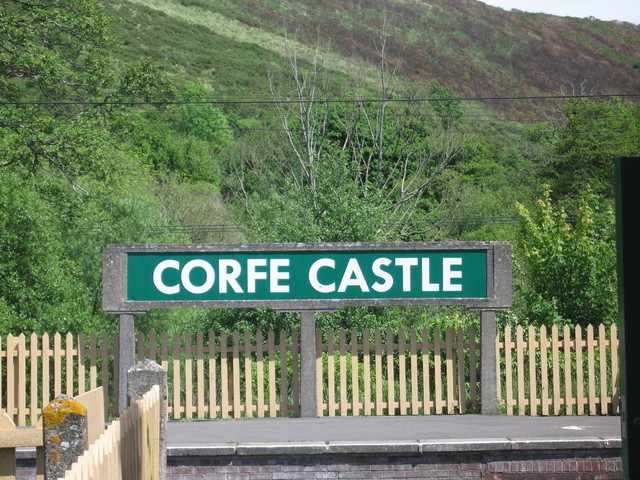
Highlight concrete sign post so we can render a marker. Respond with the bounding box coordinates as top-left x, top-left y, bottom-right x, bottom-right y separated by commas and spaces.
103, 242, 512, 415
